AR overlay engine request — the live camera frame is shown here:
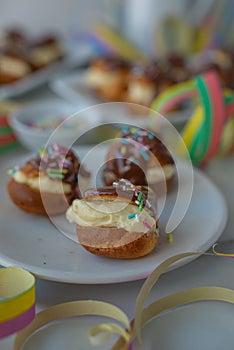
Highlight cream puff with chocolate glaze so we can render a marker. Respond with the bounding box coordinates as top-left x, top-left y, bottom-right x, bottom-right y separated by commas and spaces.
125, 61, 172, 108
125, 56, 190, 112
86, 56, 131, 101
7, 143, 90, 216
0, 28, 28, 55
66, 179, 159, 259
0, 51, 31, 84
103, 127, 175, 195
28, 36, 64, 71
